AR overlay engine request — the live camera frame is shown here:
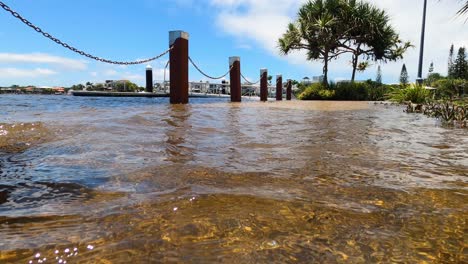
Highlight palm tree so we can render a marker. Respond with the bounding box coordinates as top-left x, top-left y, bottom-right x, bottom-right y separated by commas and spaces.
279, 0, 410, 84
341, 0, 411, 81
458, 1, 468, 15
278, 0, 348, 86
